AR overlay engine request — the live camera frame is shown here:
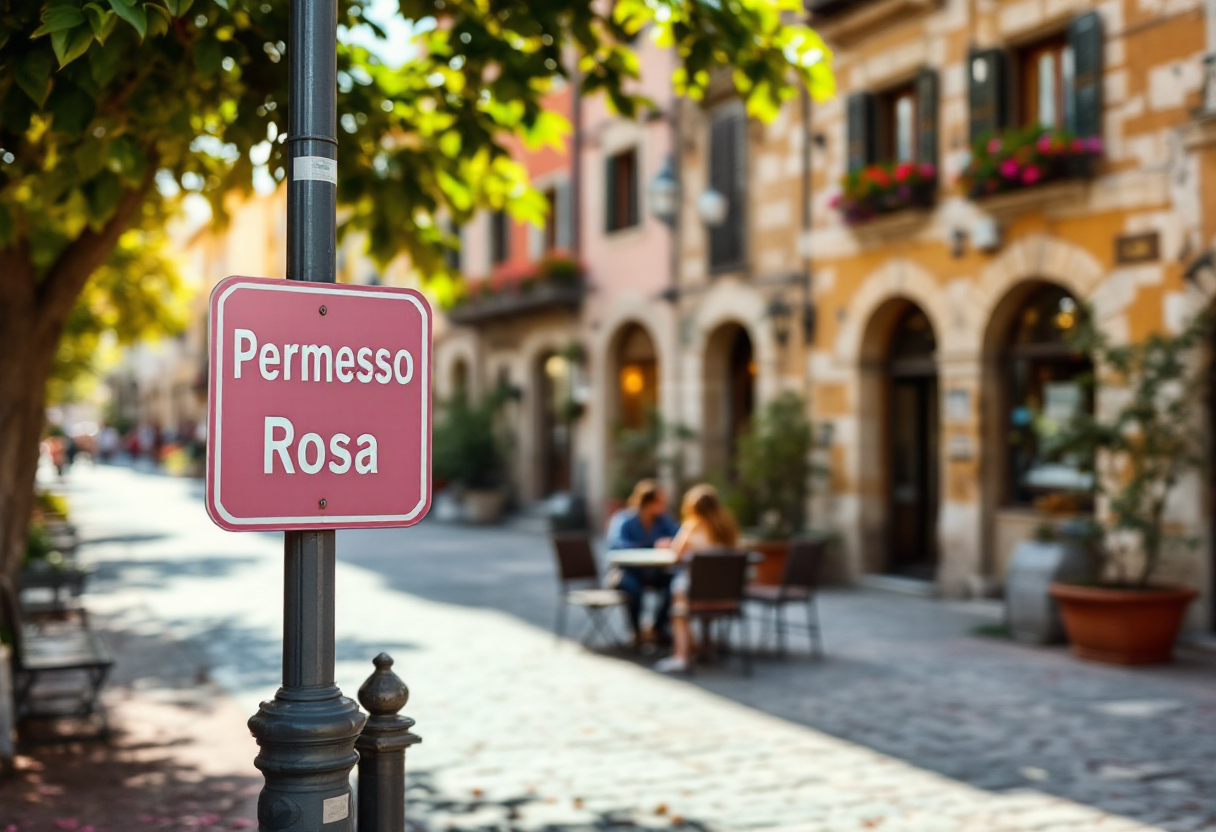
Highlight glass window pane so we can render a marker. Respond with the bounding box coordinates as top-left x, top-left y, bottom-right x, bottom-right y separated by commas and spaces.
895, 95, 915, 162
1062, 45, 1075, 131
1037, 52, 1057, 127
